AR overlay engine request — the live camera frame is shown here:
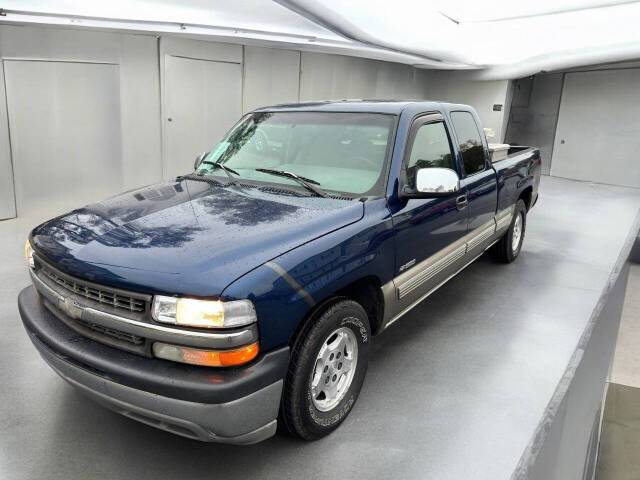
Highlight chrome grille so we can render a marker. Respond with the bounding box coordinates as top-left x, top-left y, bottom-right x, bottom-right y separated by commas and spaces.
39, 263, 146, 313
